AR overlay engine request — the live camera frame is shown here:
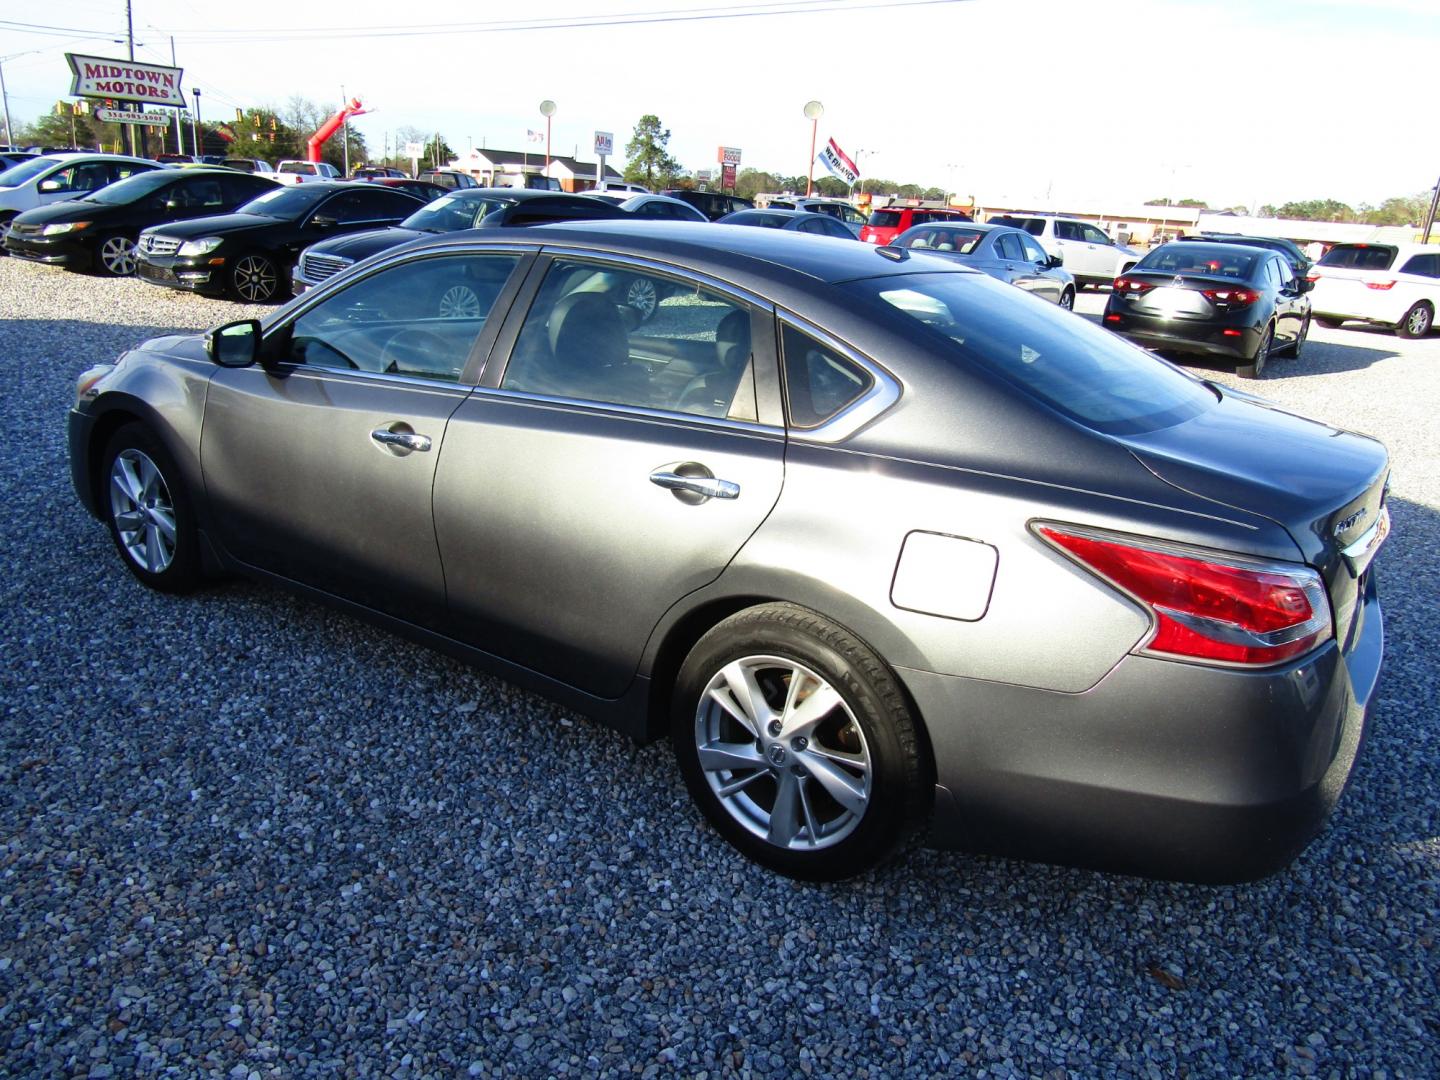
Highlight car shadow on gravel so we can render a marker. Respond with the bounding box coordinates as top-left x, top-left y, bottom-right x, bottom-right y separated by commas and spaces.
1165, 337, 1402, 379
